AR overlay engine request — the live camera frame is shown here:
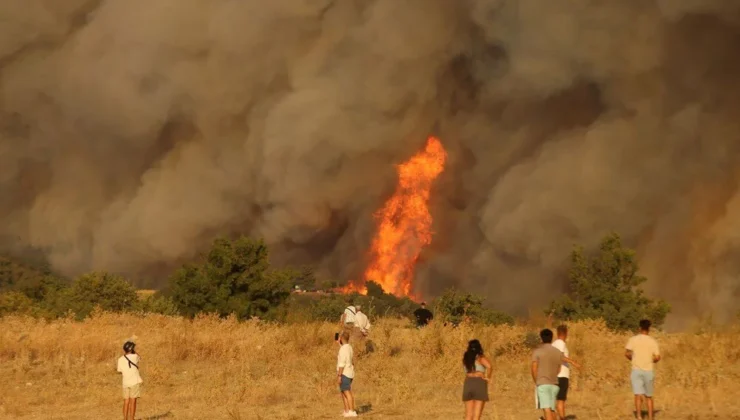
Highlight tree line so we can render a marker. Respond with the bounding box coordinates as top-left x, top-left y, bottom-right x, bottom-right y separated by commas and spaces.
0, 233, 670, 331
